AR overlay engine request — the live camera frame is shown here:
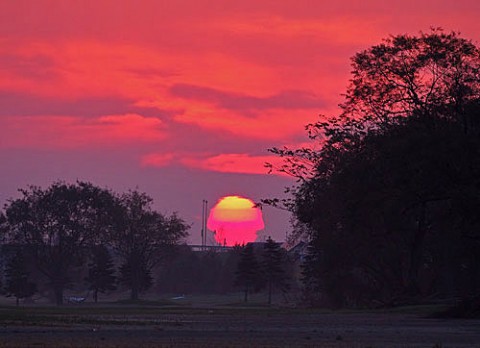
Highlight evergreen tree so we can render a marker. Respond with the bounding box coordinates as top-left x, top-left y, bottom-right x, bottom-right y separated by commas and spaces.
119, 251, 153, 300
4, 250, 36, 306
234, 243, 261, 302
85, 245, 116, 303
262, 237, 289, 305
